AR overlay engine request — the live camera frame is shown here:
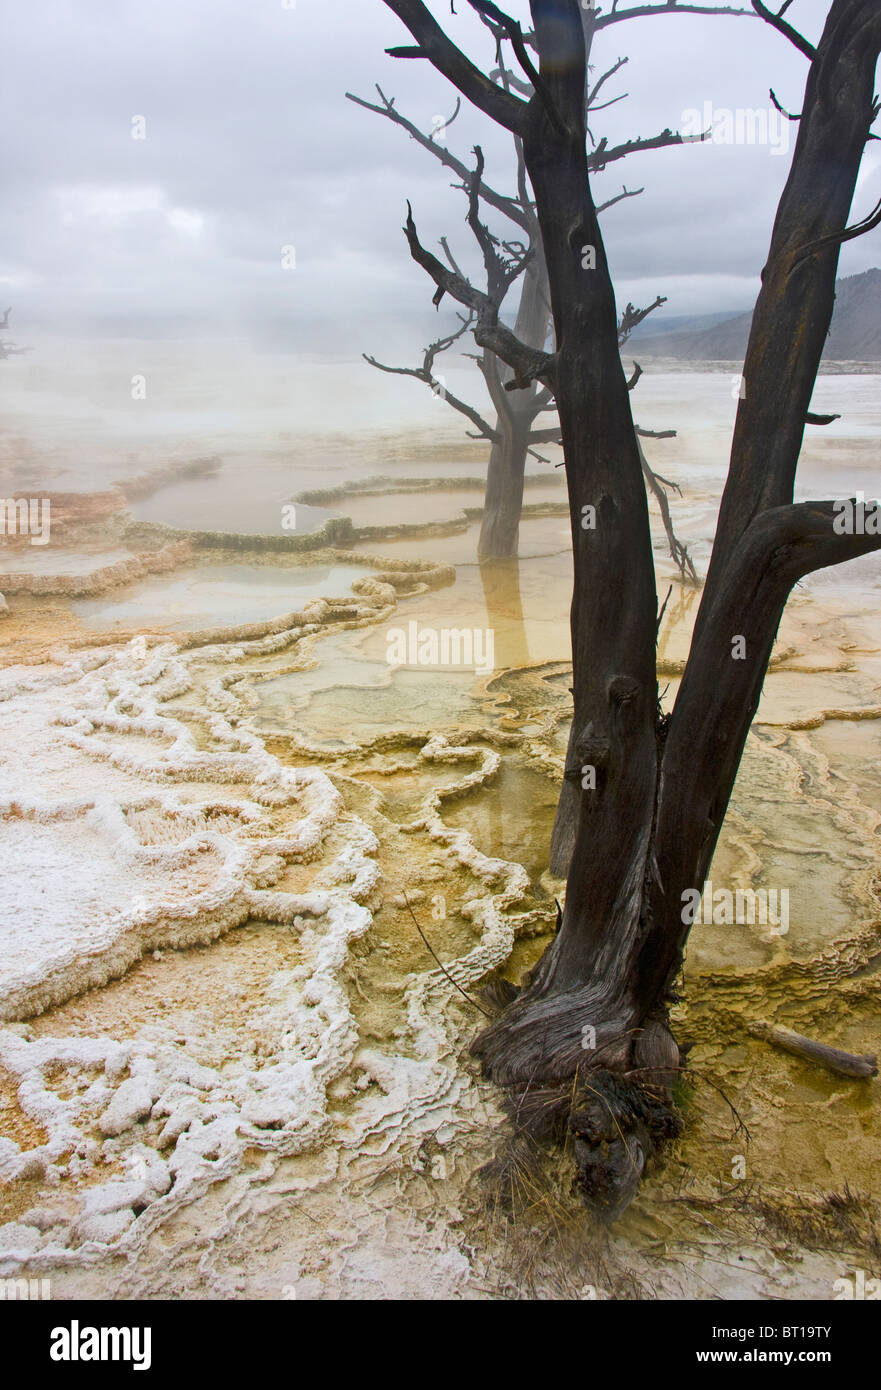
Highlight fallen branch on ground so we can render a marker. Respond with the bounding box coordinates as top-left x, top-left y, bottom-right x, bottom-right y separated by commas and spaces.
748, 1020, 878, 1079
